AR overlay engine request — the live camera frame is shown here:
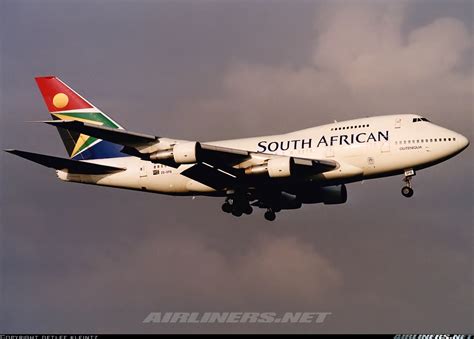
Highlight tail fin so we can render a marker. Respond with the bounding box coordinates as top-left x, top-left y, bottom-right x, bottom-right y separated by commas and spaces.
35, 76, 126, 160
